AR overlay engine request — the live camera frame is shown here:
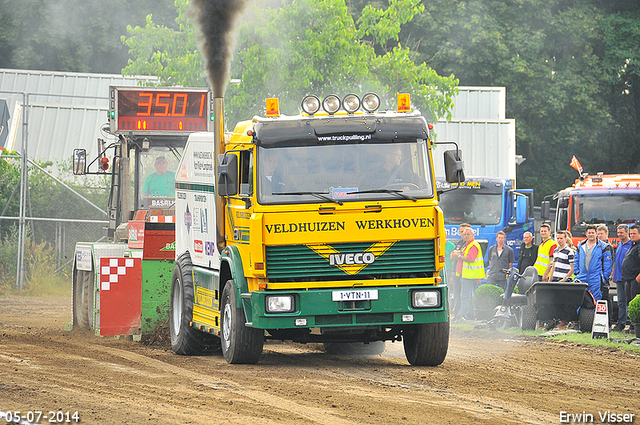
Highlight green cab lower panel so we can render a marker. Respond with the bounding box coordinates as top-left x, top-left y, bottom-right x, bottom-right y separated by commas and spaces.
249, 285, 448, 329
